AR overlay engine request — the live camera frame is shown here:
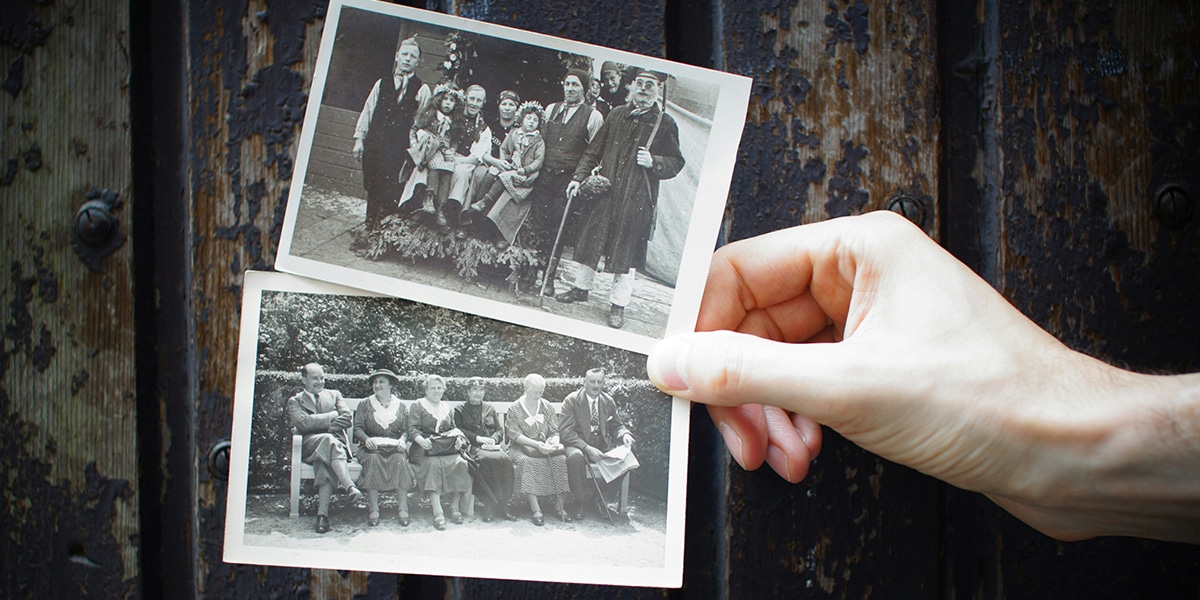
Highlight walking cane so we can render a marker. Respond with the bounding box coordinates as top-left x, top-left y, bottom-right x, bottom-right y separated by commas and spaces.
538, 177, 581, 308
589, 457, 617, 525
